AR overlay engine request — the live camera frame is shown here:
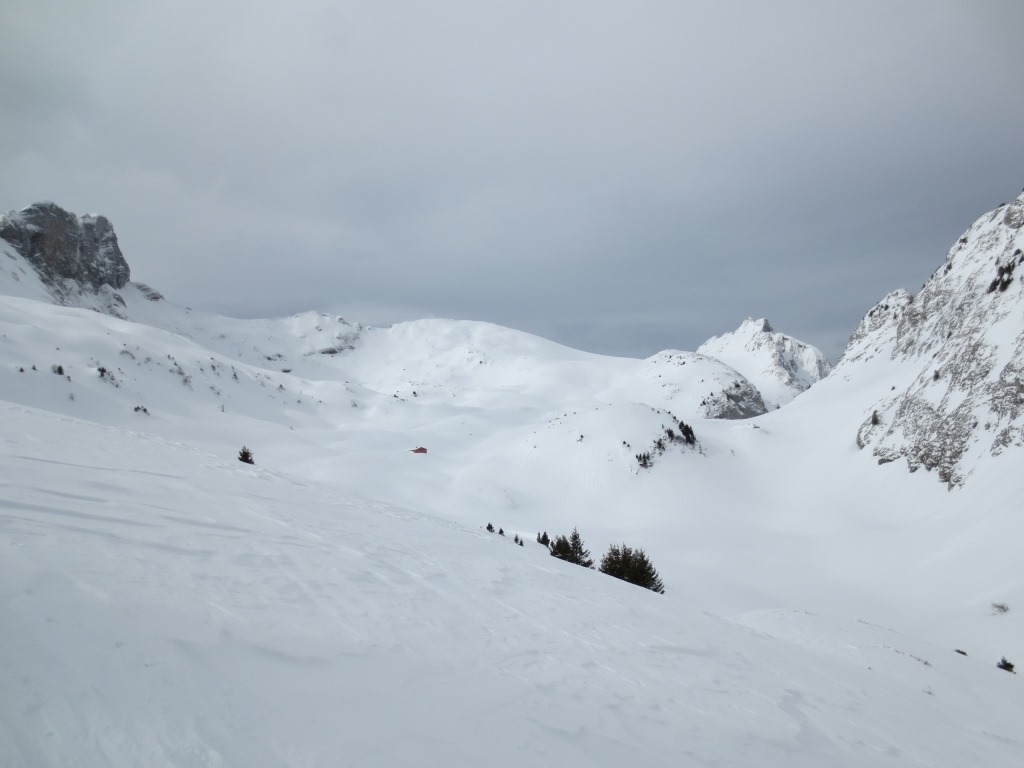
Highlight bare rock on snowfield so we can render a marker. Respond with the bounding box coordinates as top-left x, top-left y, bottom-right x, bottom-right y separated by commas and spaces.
1003, 196, 1024, 229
